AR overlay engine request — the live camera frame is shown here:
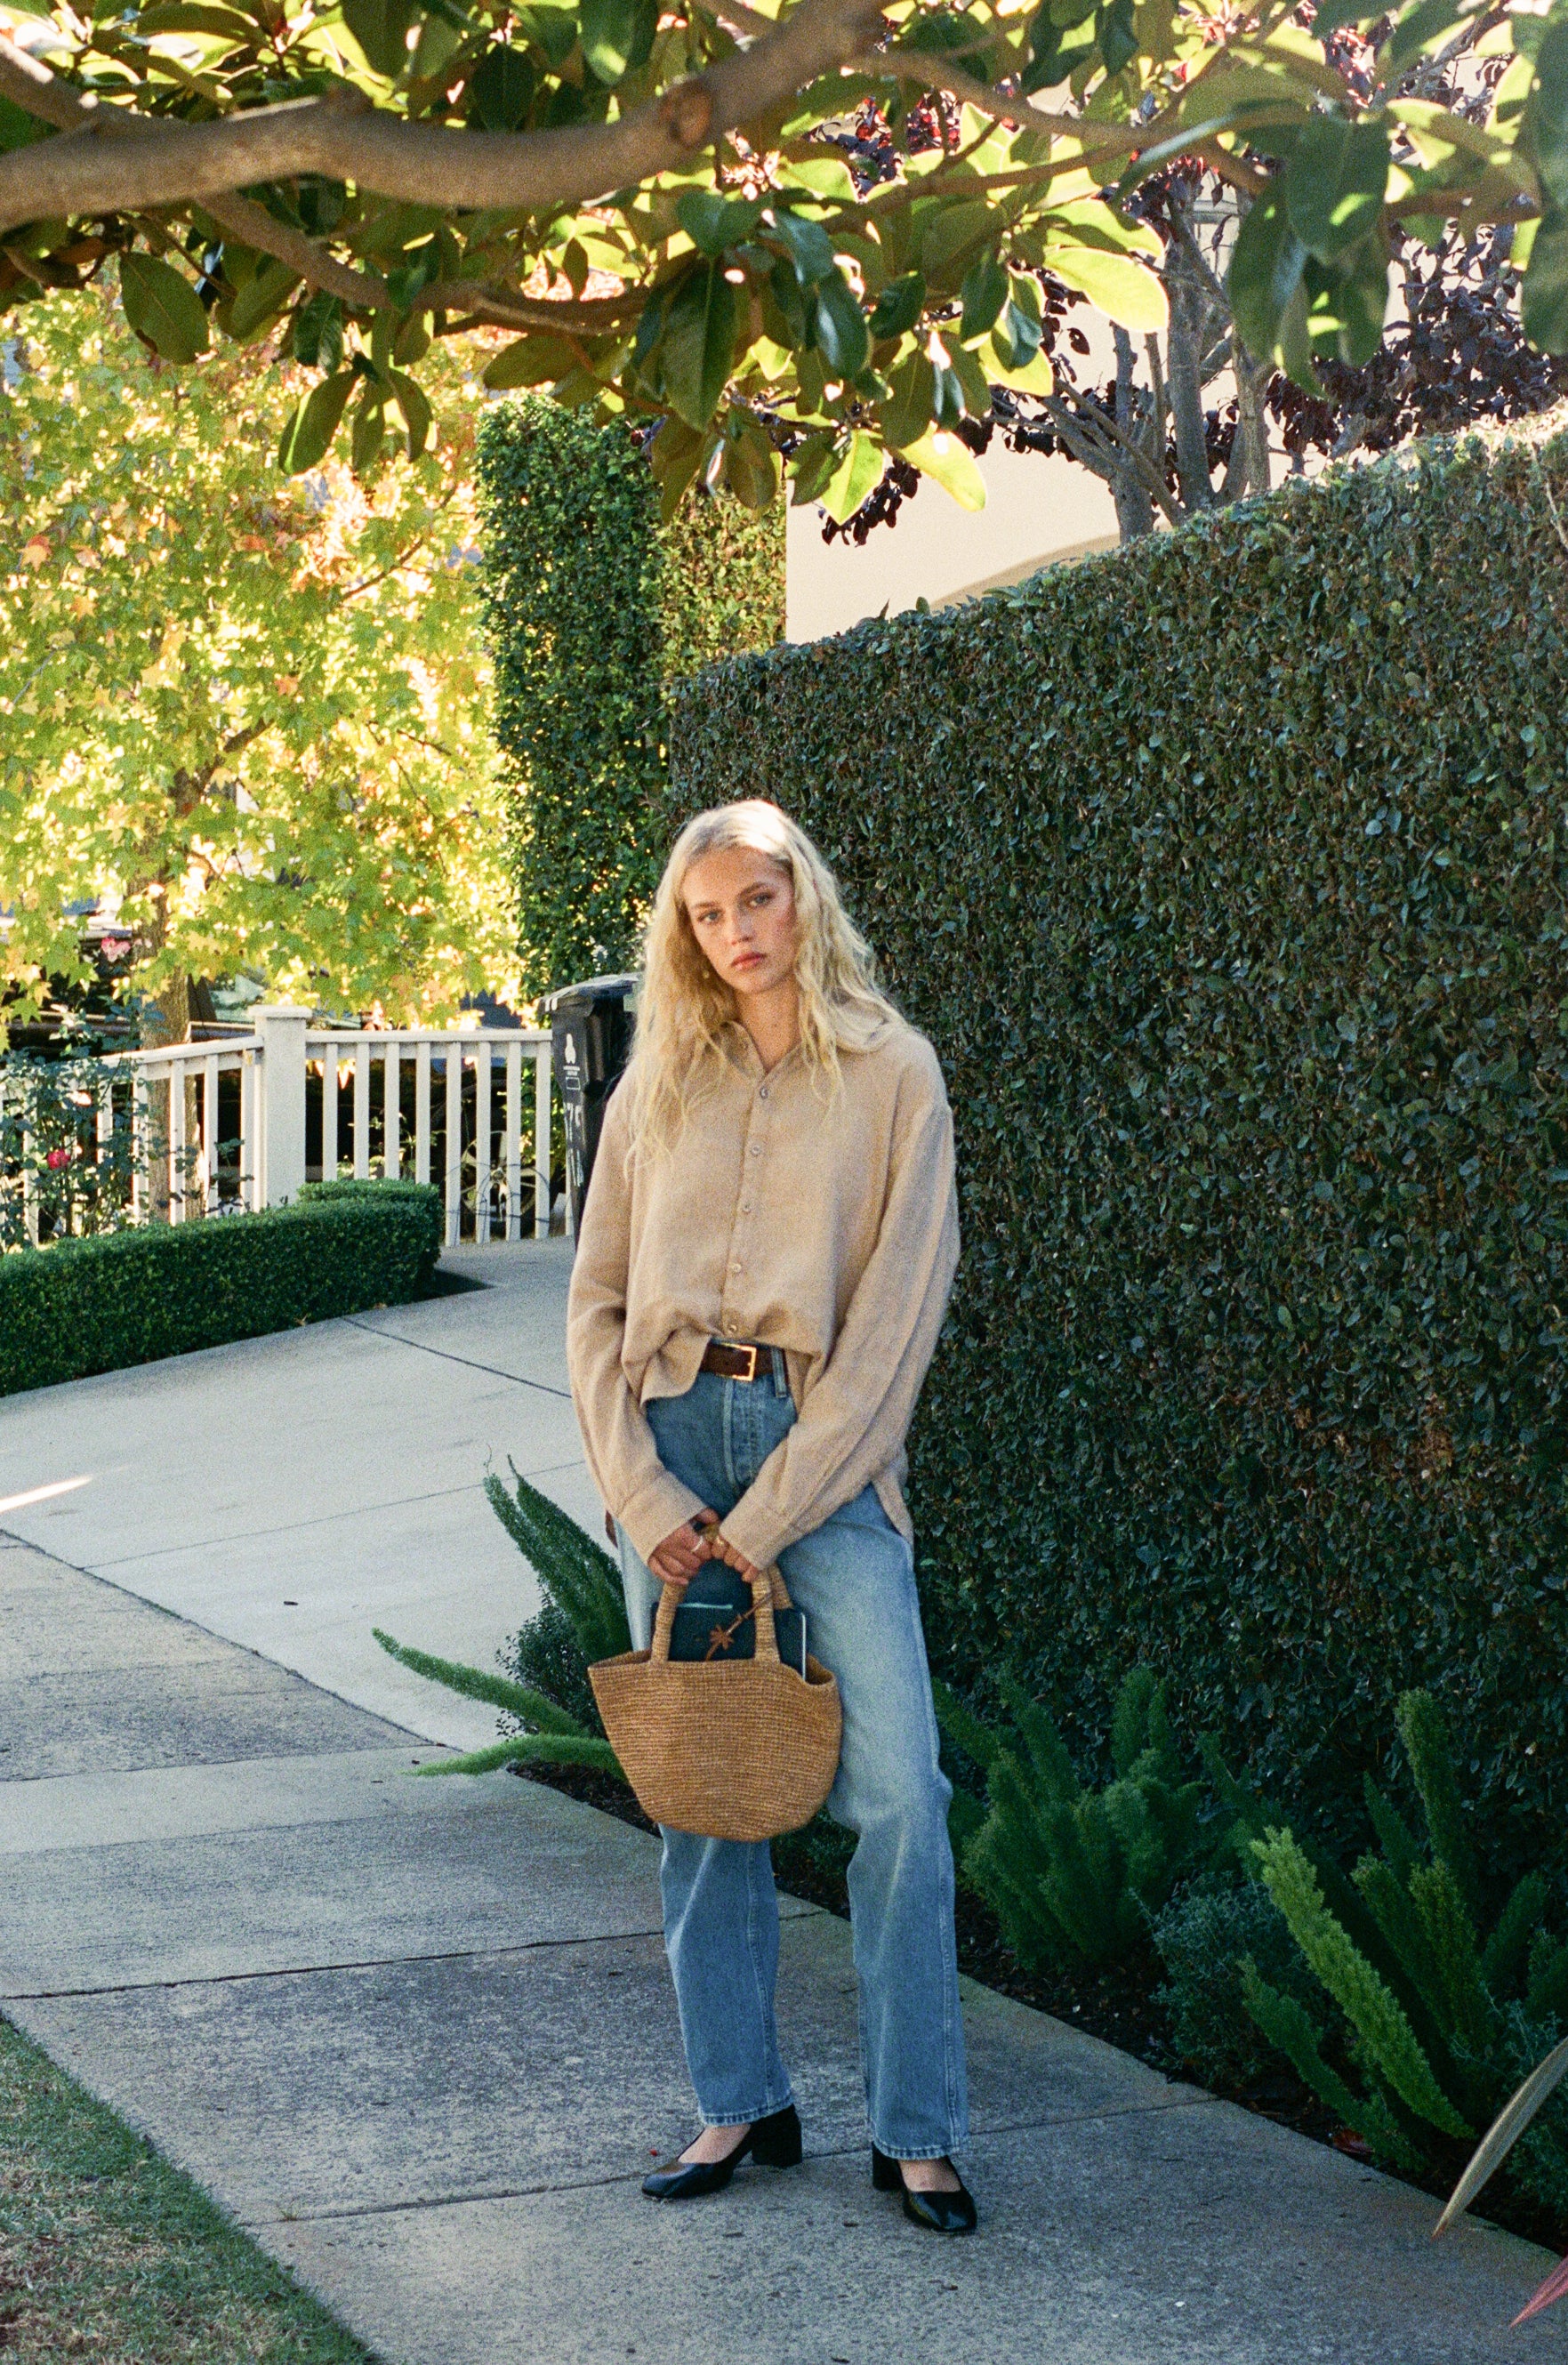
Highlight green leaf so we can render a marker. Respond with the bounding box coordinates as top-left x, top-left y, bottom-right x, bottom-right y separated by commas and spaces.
133, 2, 259, 36
411, 9, 461, 76
277, 367, 355, 472
389, 366, 432, 455
789, 431, 839, 504
870, 269, 926, 340
0, 97, 51, 154
119, 253, 209, 363
1040, 242, 1167, 331
514, 0, 577, 63
721, 421, 779, 509
1305, 231, 1388, 366
1227, 181, 1314, 385
819, 428, 884, 523
1098, 0, 1138, 75
1284, 115, 1389, 261
580, 0, 656, 84
1387, 0, 1474, 71
228, 256, 299, 340
660, 261, 737, 427
483, 328, 581, 387
292, 287, 343, 372
1524, 204, 1568, 349
468, 42, 535, 128
812, 267, 869, 378
902, 427, 986, 511
342, 0, 417, 76
880, 346, 936, 446
351, 383, 388, 474
768, 204, 838, 287
960, 253, 1008, 345
1530, 18, 1568, 213
676, 190, 762, 258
